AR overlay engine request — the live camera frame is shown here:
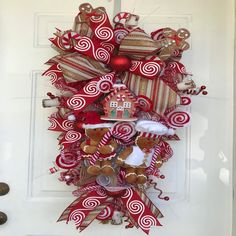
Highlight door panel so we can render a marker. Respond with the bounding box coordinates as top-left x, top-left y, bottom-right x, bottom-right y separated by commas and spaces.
121, 1, 234, 236
0, 0, 234, 236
